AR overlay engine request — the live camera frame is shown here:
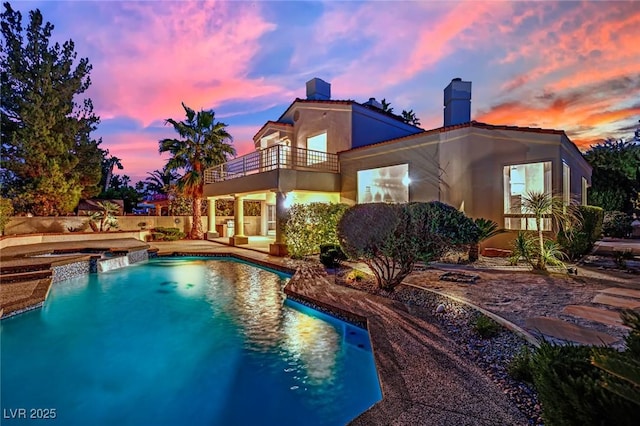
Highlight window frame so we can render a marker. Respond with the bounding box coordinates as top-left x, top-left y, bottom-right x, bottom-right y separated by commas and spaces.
503, 161, 553, 231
